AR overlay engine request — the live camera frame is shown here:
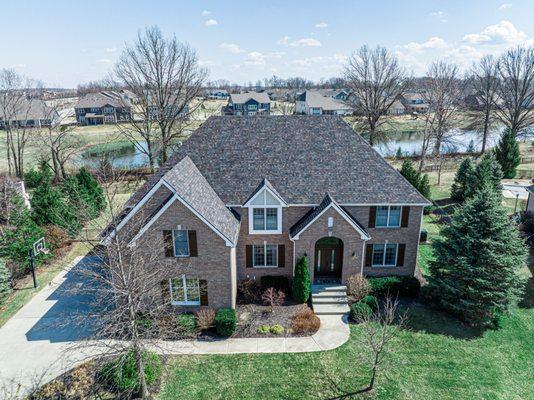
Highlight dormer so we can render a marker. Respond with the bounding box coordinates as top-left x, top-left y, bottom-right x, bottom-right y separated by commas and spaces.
243, 179, 287, 235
